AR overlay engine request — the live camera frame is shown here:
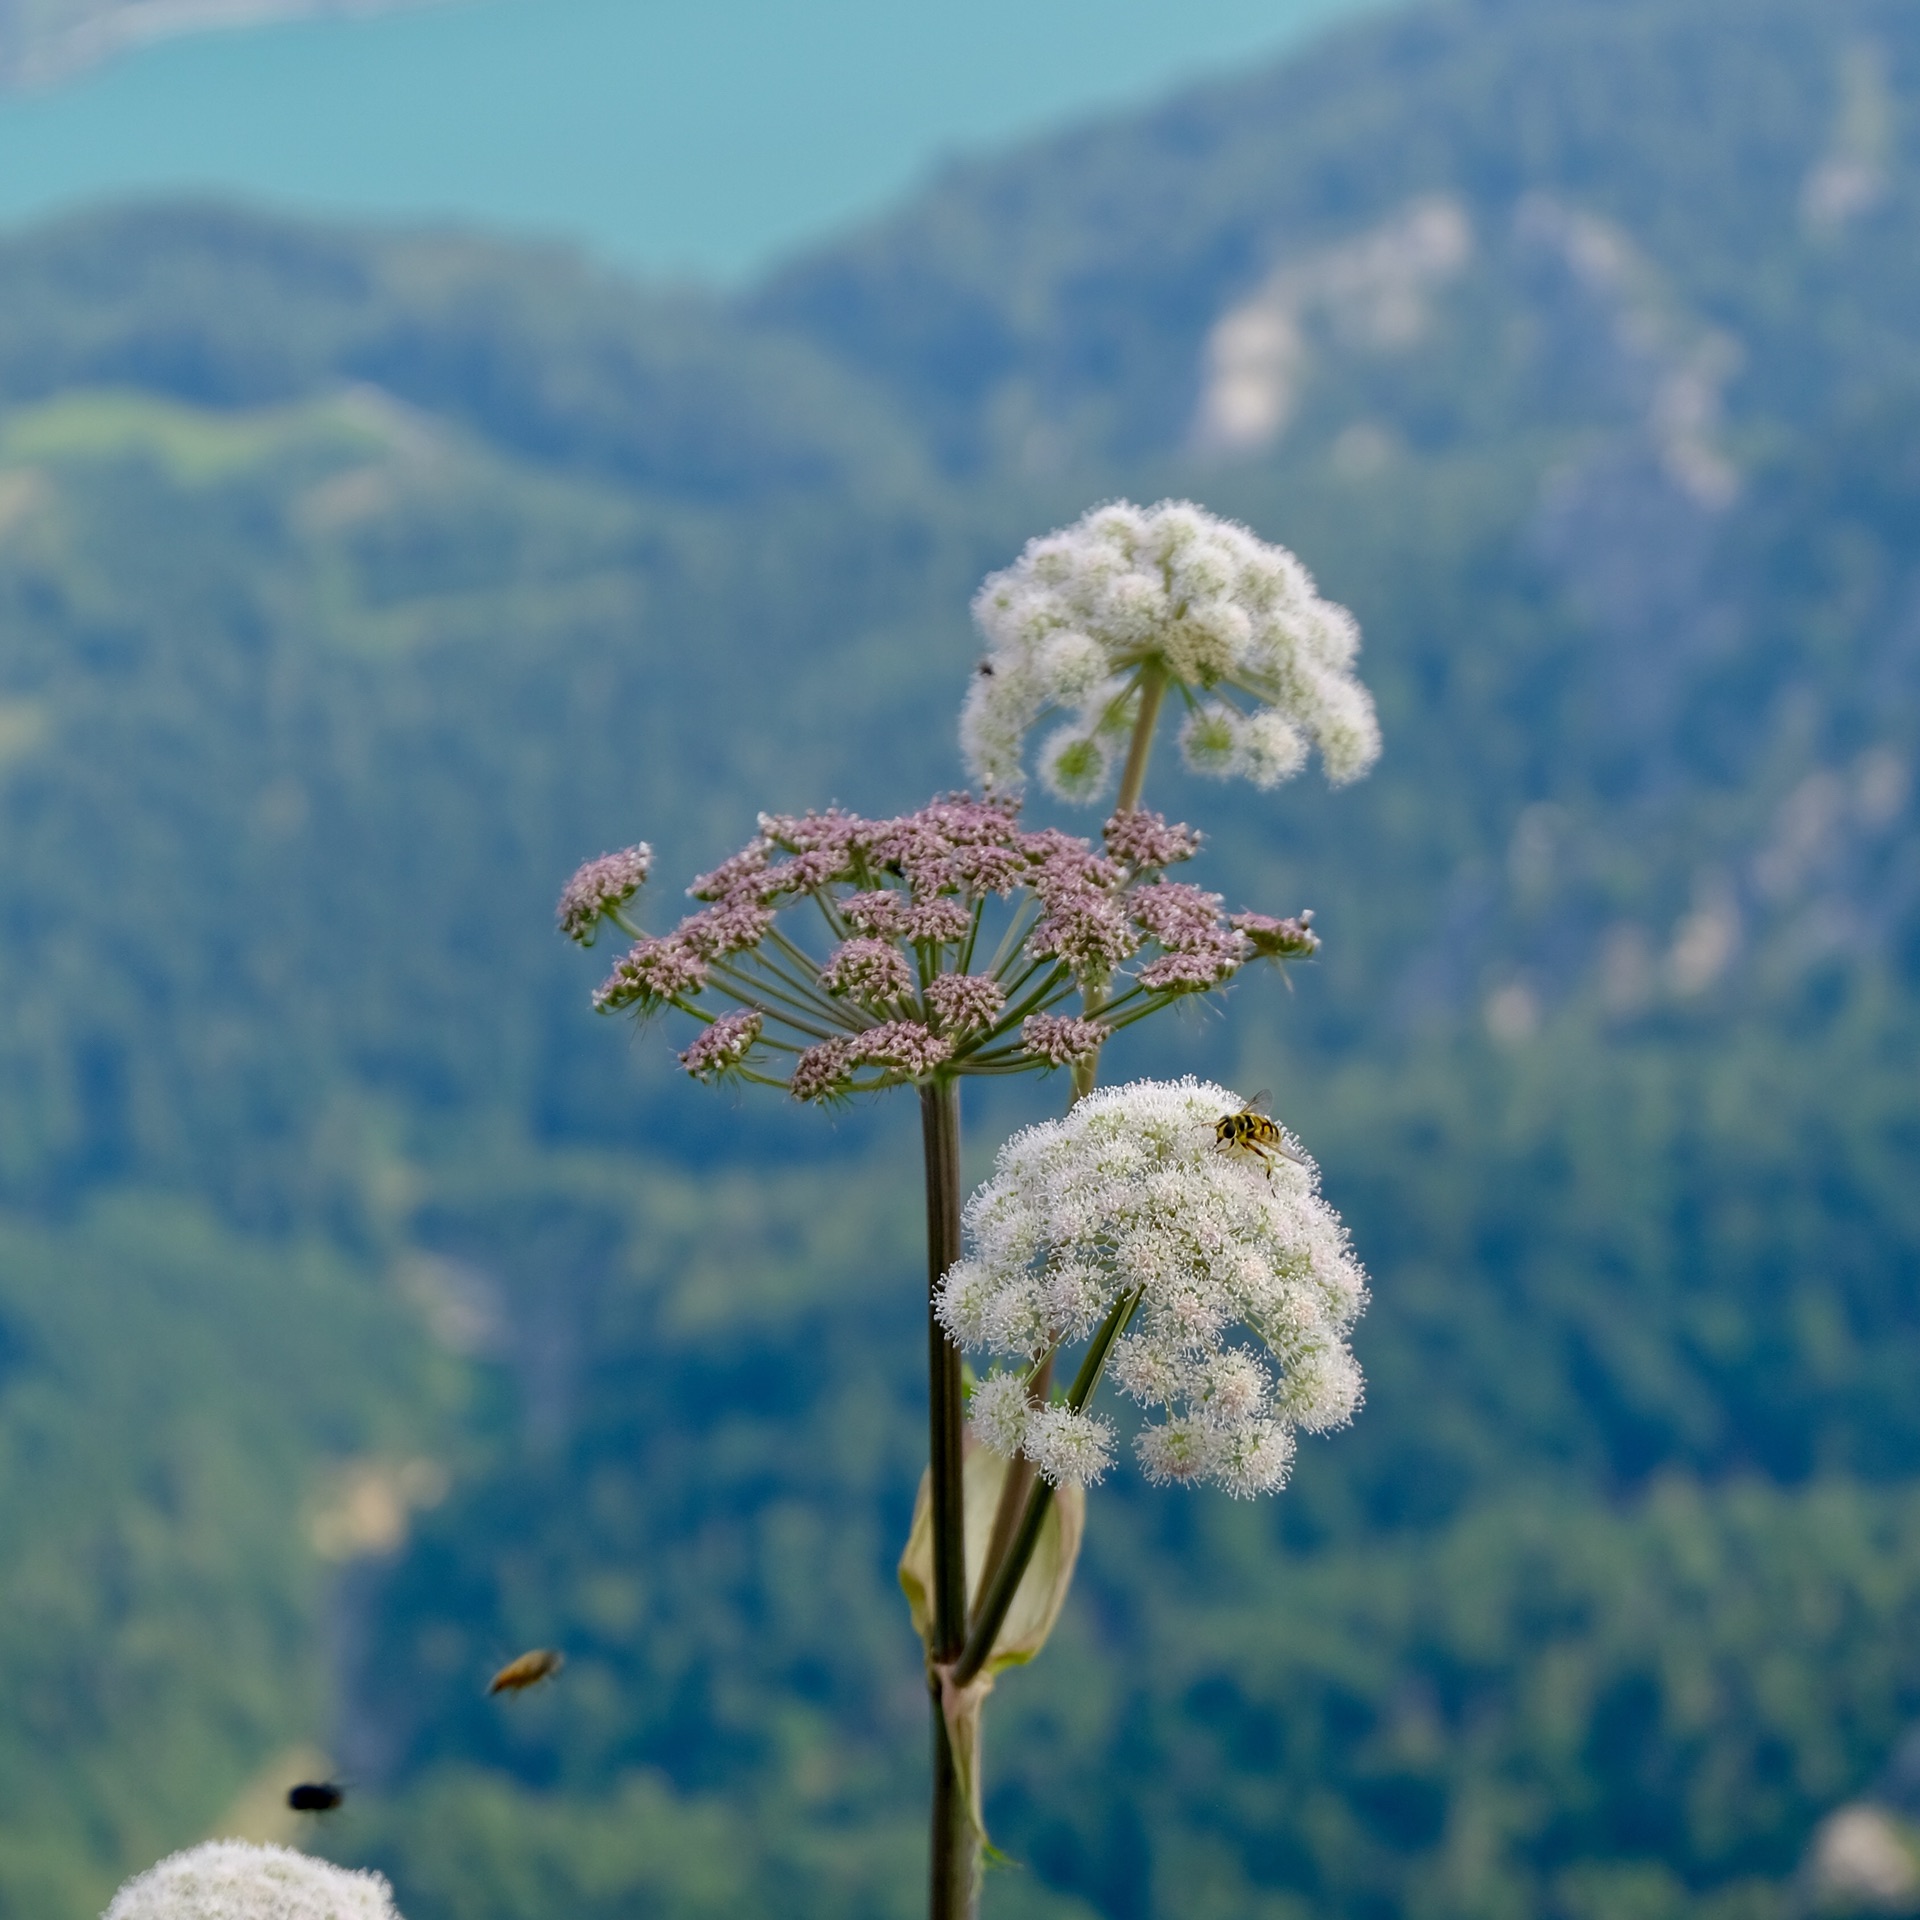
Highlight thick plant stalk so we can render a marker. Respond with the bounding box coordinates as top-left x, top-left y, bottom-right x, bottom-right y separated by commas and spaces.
921, 1077, 973, 1920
